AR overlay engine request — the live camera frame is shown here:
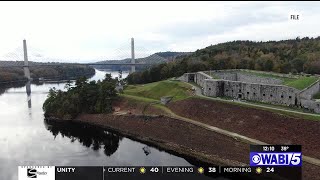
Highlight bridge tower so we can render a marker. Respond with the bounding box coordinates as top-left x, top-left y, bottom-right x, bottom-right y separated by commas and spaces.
23, 39, 31, 80
131, 37, 135, 73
